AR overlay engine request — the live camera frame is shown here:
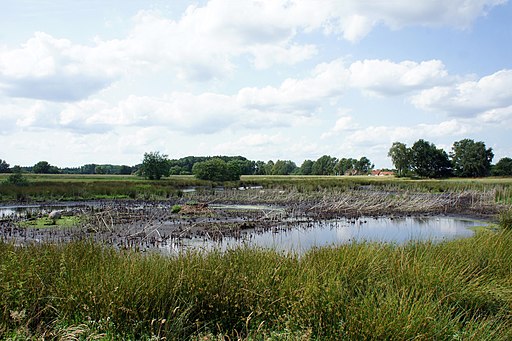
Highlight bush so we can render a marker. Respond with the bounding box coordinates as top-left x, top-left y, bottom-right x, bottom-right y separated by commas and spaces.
171, 205, 182, 214
4, 166, 28, 186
